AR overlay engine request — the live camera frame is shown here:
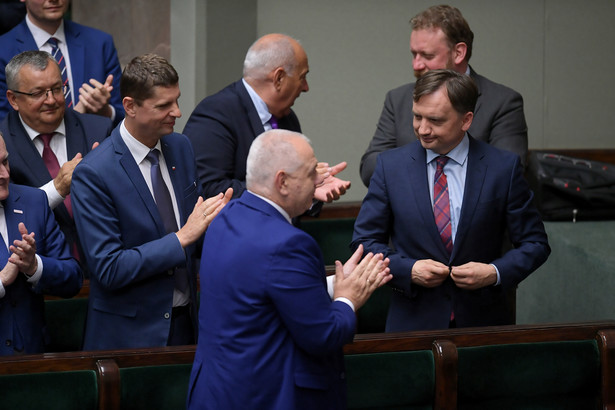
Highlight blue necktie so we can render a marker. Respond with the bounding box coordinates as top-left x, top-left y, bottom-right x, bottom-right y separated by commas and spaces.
146, 149, 189, 293
47, 37, 72, 108
269, 115, 278, 129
